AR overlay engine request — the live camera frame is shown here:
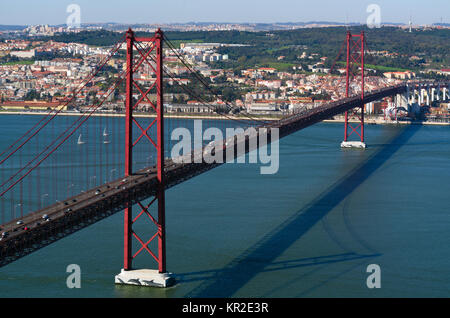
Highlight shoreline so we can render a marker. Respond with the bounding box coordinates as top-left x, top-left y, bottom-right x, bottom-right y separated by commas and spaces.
0, 111, 449, 126
0, 111, 280, 121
